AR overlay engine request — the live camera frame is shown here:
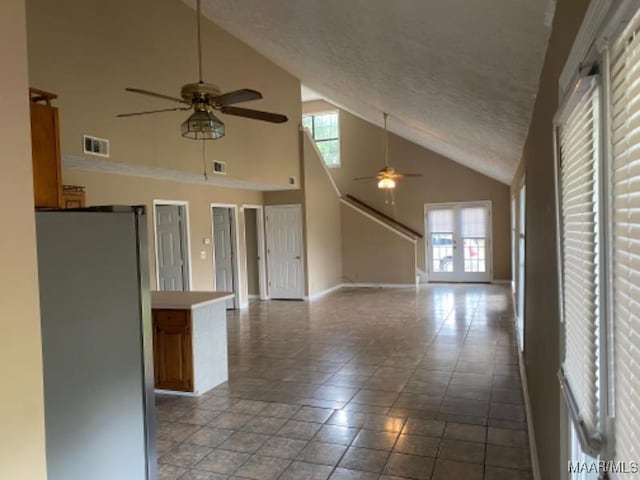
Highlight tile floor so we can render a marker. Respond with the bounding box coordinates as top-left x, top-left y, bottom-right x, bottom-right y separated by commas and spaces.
156, 284, 532, 480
